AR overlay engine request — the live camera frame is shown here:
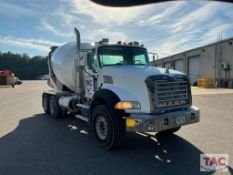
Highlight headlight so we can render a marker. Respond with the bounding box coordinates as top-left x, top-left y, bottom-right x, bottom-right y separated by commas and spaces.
114, 101, 141, 110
